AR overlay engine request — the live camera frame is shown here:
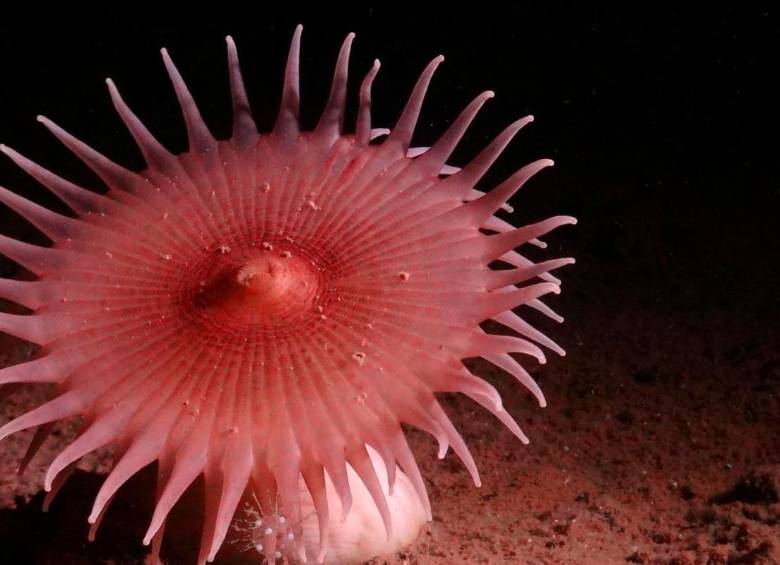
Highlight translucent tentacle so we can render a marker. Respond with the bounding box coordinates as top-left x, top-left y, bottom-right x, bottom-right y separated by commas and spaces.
302, 465, 330, 563
385, 55, 444, 151
480, 216, 577, 261
0, 144, 111, 216
492, 310, 566, 356
528, 298, 565, 323
273, 24, 303, 139
355, 60, 381, 146
225, 36, 257, 142
441, 115, 534, 198
105, 78, 180, 172
203, 437, 253, 562
0, 185, 80, 241
482, 352, 547, 407
486, 258, 575, 290
160, 48, 218, 154
0, 234, 69, 274
0, 356, 65, 386
36, 116, 150, 195
0, 390, 89, 444
316, 33, 355, 142
462, 159, 555, 226
0, 278, 43, 309
347, 445, 393, 538
415, 91, 494, 175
